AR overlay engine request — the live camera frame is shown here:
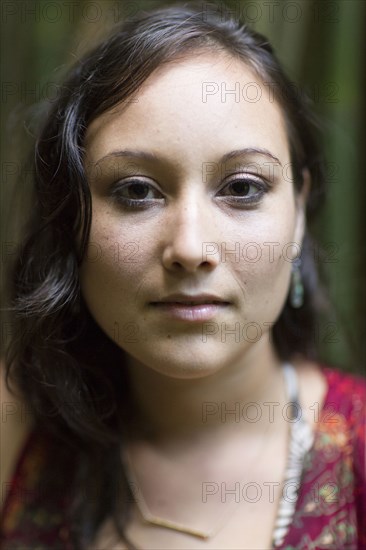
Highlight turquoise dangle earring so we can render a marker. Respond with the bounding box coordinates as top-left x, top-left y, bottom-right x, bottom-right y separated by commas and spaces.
290, 257, 304, 308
